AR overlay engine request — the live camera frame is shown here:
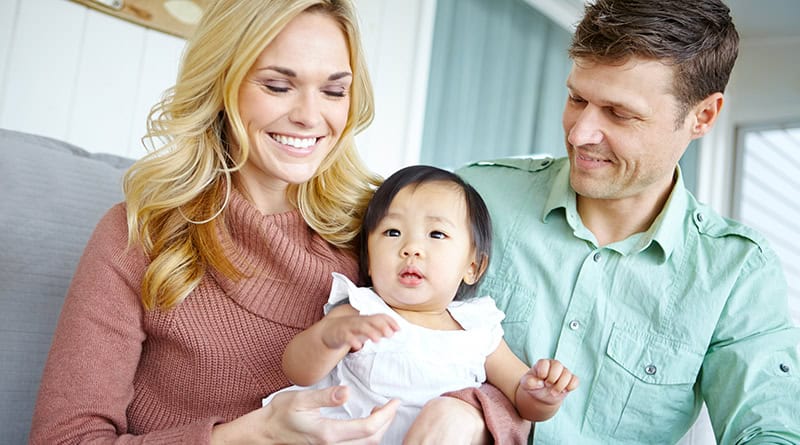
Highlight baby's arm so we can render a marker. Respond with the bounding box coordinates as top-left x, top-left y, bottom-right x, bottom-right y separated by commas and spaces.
484, 340, 579, 421
282, 304, 400, 386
